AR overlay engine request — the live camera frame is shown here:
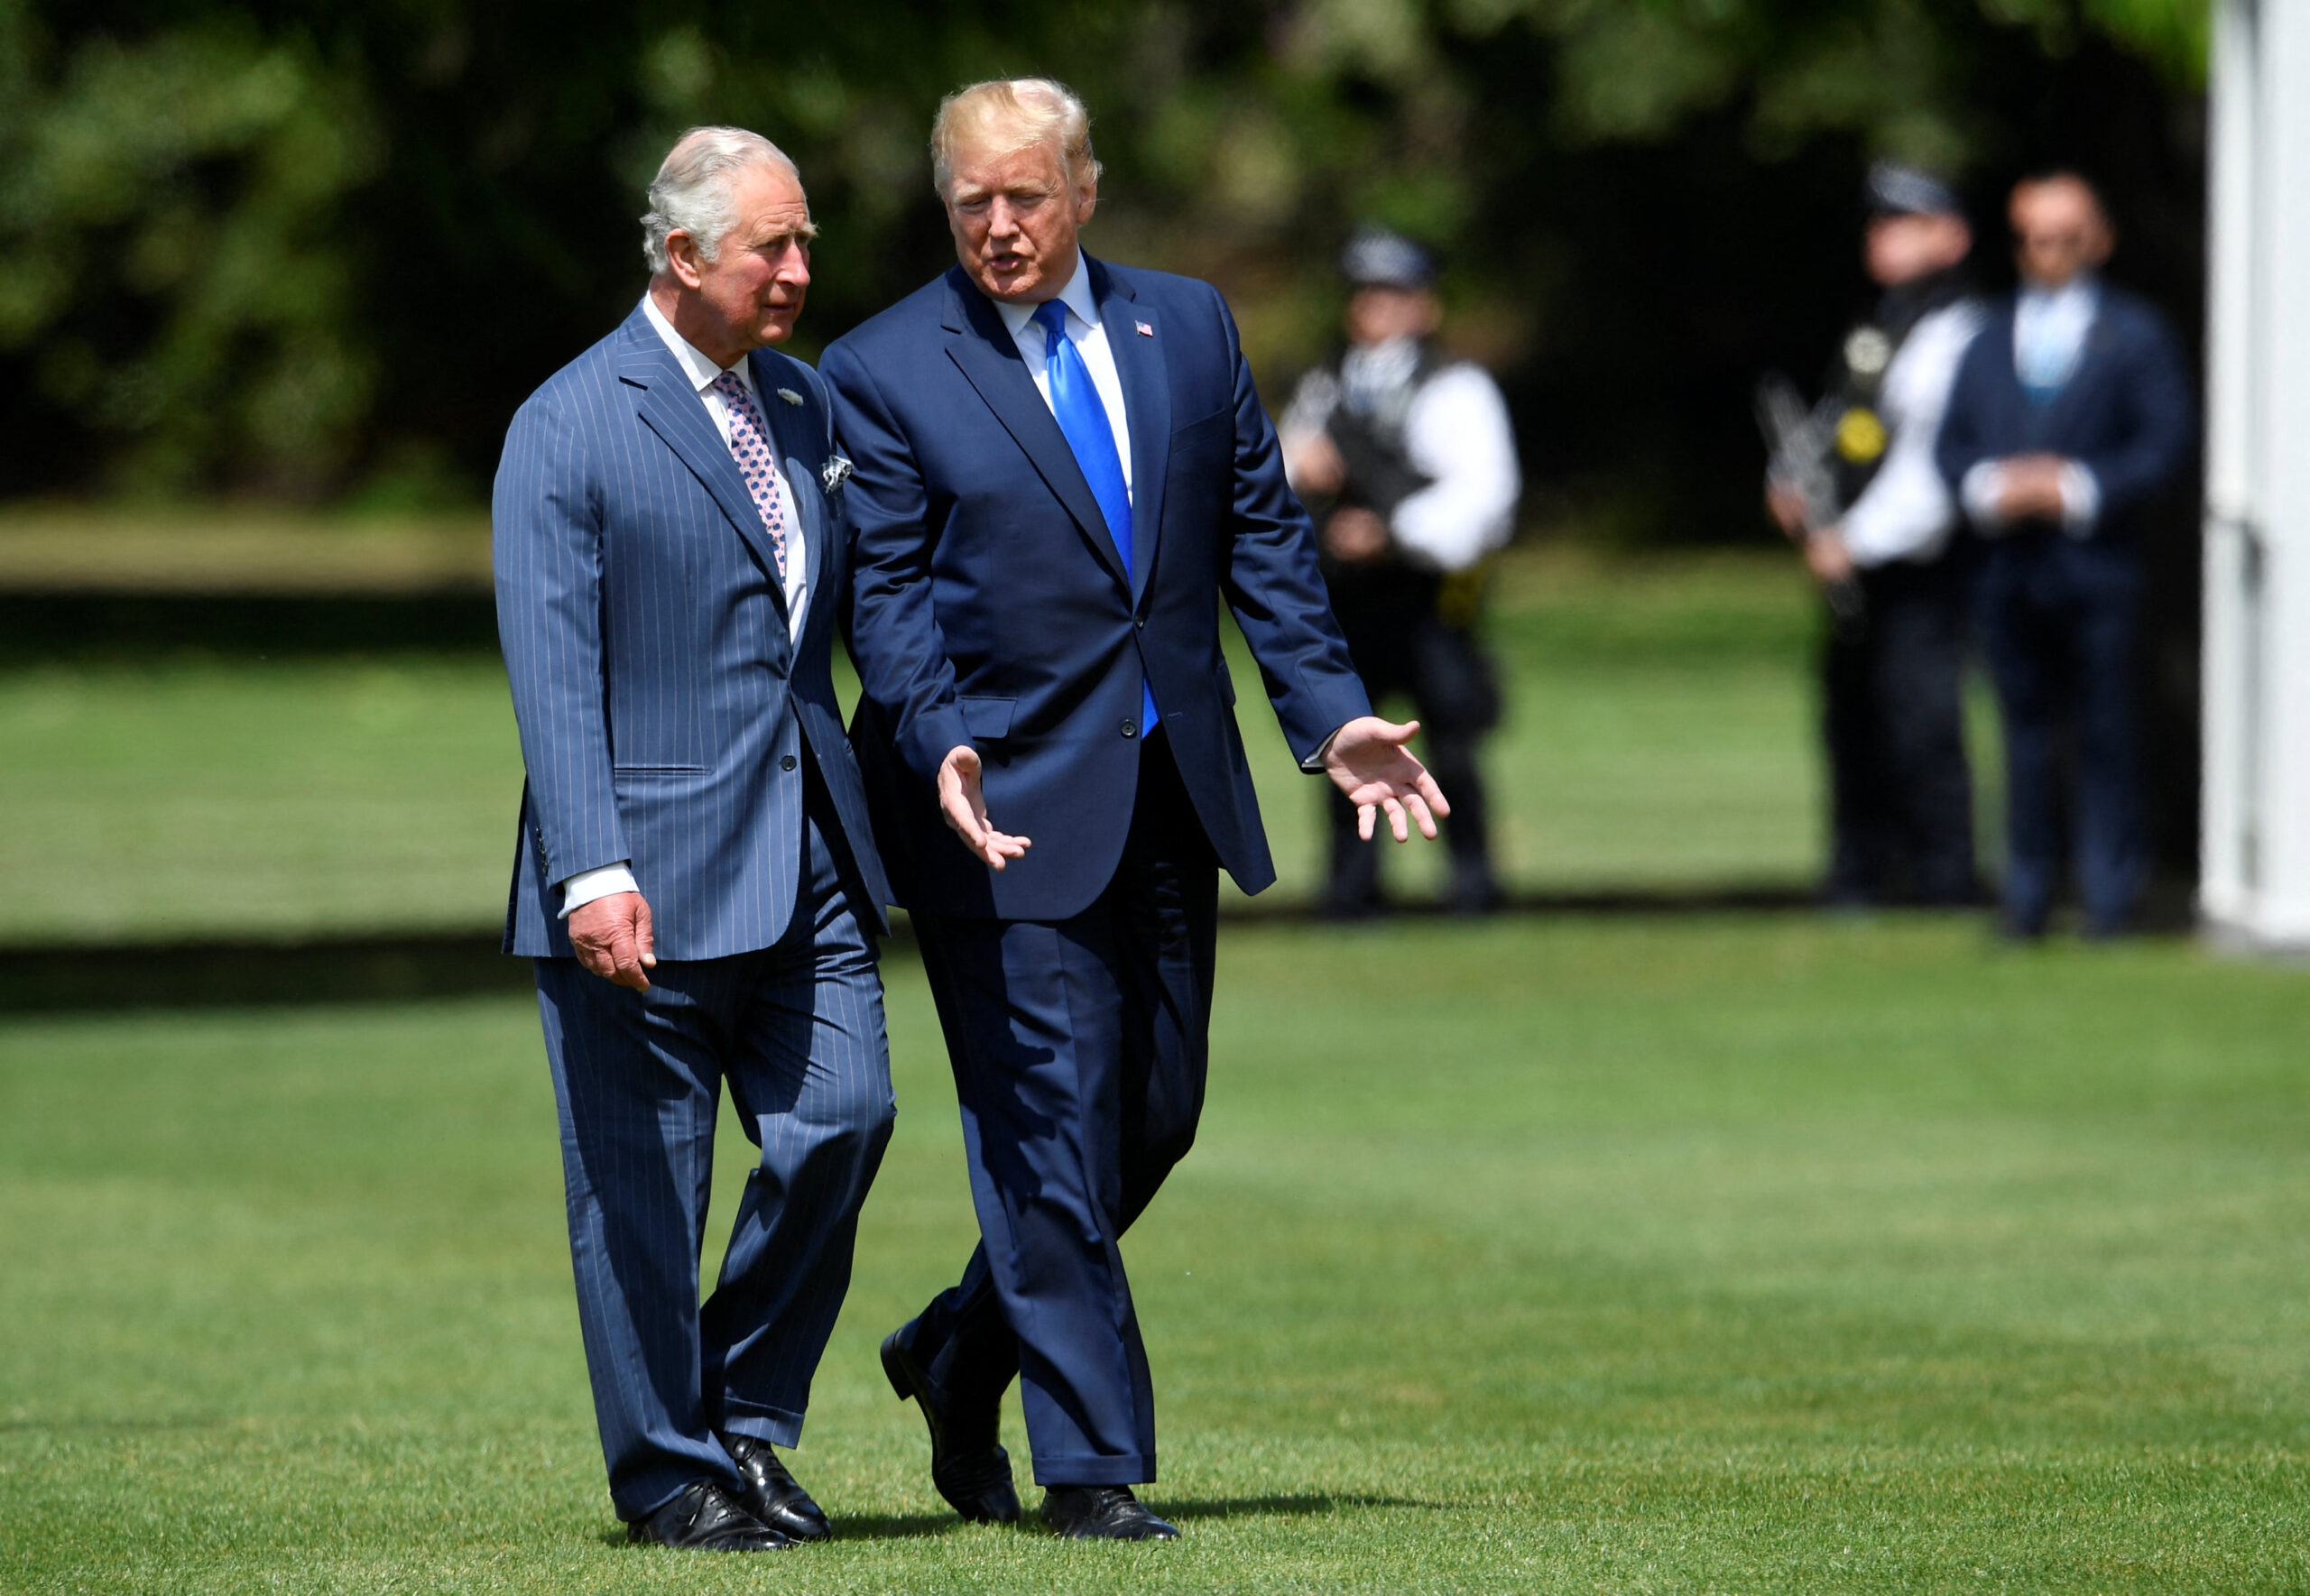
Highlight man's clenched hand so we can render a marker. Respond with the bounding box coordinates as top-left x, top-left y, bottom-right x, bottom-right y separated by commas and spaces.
570, 891, 656, 991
